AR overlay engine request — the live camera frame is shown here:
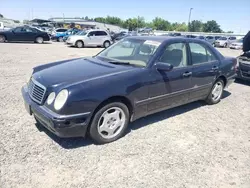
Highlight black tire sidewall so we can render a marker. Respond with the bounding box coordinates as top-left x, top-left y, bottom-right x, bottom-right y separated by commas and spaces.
206, 79, 224, 105
89, 102, 129, 144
